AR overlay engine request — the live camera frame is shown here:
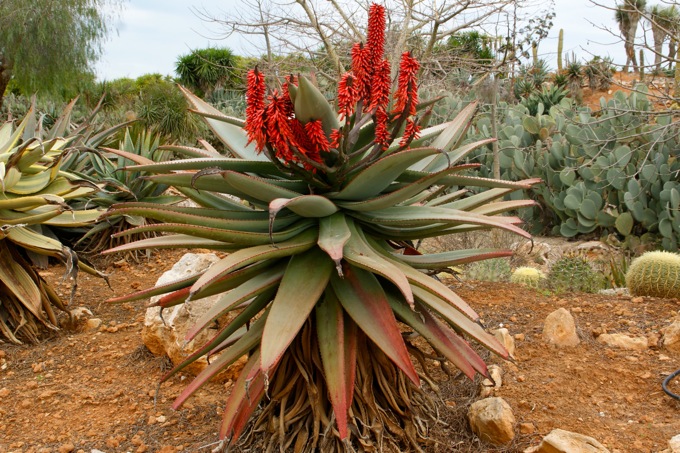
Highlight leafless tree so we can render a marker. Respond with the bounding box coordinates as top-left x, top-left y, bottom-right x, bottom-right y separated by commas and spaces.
193, 0, 542, 86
